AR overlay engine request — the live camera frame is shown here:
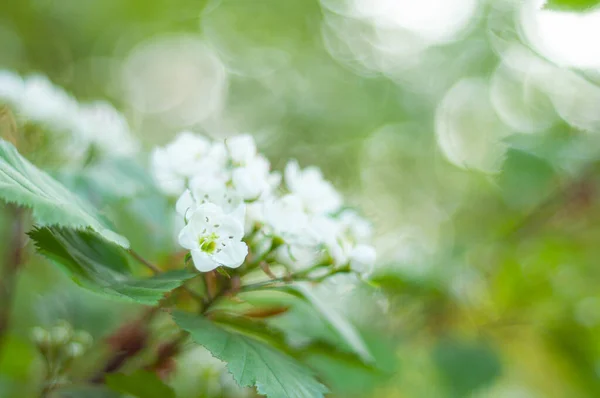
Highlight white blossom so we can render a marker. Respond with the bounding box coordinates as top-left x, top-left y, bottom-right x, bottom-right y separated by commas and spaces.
0, 70, 23, 105
339, 209, 373, 241
275, 243, 322, 271
226, 134, 257, 166
231, 155, 275, 200
19, 75, 80, 131
77, 101, 138, 157
284, 160, 342, 215
349, 244, 376, 275
178, 203, 248, 272
176, 174, 245, 225
263, 194, 317, 245
1, 71, 139, 163
150, 132, 220, 195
